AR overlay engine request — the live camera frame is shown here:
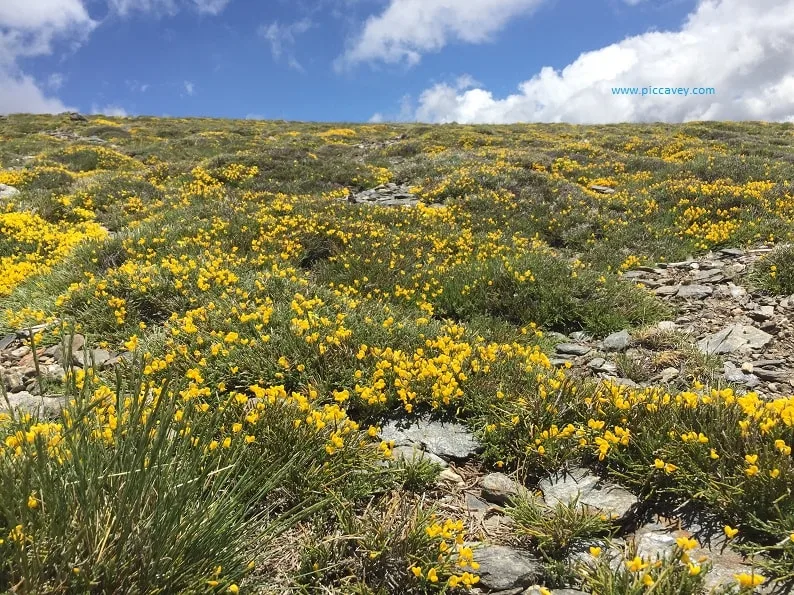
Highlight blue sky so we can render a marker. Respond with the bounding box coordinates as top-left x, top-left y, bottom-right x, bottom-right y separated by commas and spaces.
2, 0, 794, 123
